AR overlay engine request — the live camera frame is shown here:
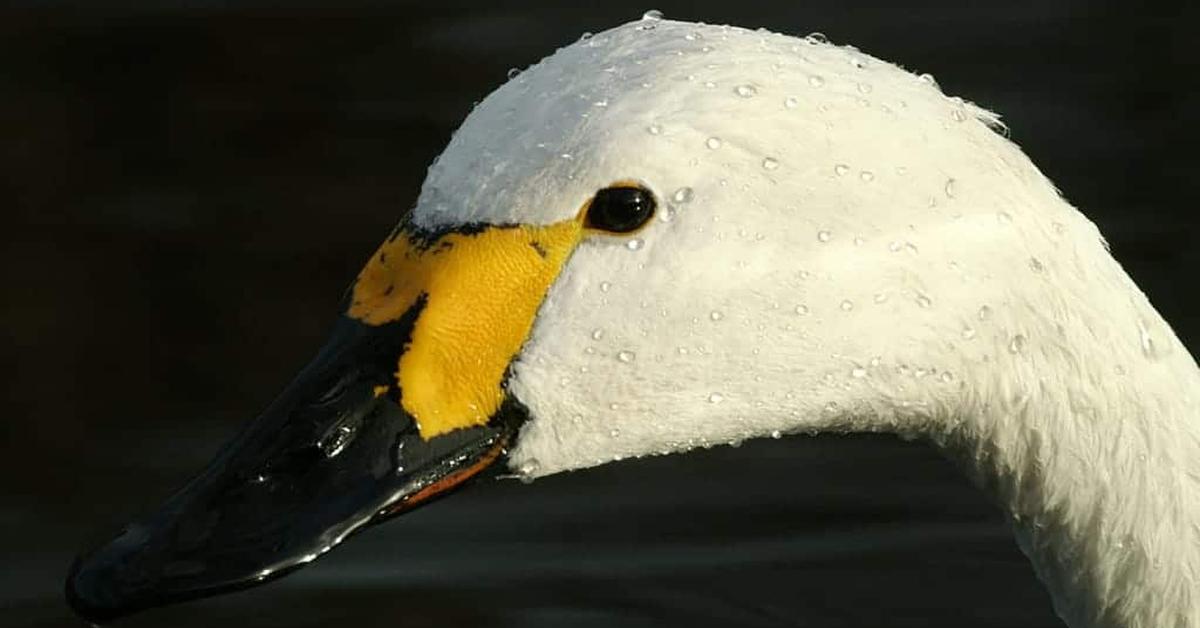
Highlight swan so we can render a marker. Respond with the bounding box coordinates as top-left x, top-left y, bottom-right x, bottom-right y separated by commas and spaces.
66, 14, 1199, 628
